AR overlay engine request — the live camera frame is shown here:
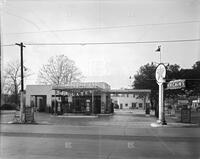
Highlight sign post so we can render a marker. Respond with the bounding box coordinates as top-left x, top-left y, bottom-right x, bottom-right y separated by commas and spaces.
155, 63, 167, 125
